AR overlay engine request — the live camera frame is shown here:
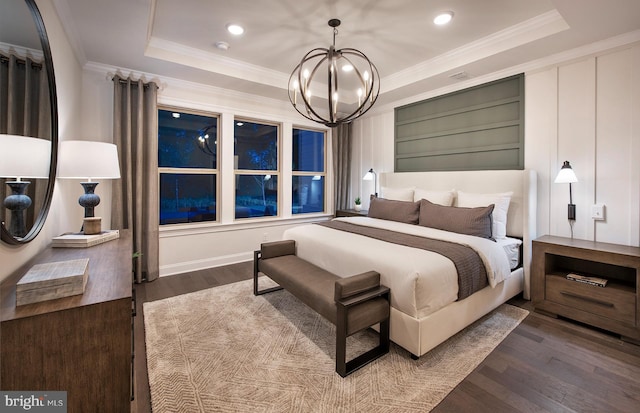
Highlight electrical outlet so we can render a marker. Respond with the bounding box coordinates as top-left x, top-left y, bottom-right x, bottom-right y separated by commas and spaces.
591, 204, 605, 221
262, 233, 268, 241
